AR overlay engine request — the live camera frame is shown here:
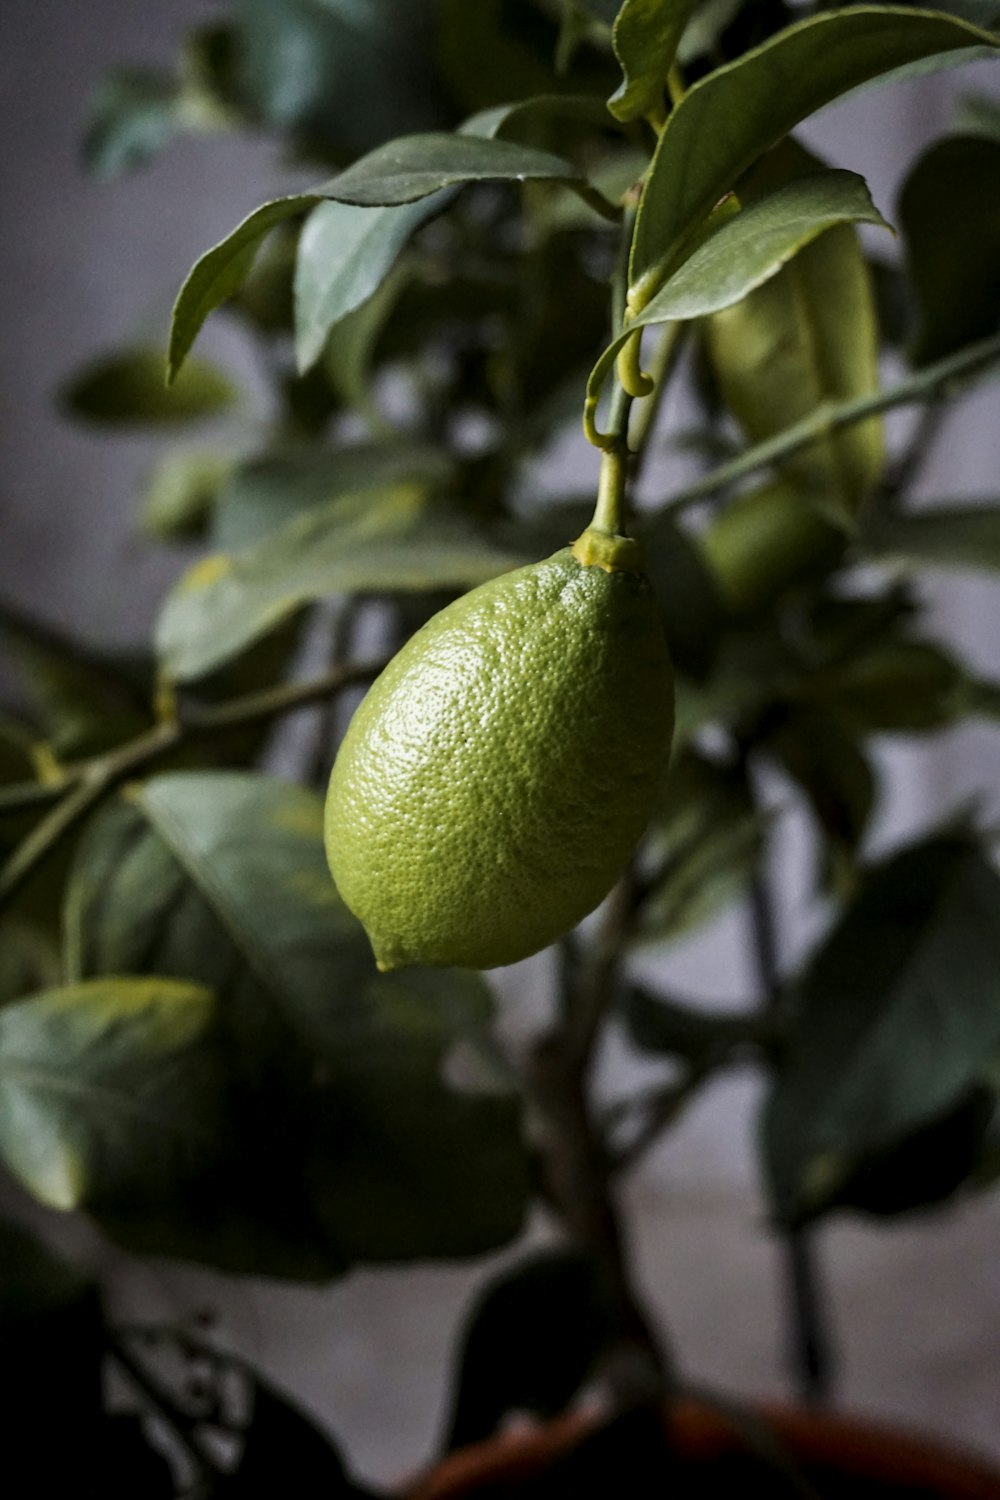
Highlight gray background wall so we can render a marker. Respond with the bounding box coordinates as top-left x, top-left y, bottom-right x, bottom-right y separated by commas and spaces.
2, 0, 1000, 1488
